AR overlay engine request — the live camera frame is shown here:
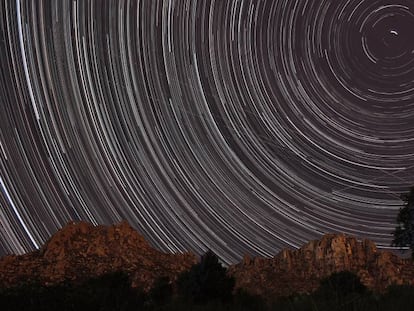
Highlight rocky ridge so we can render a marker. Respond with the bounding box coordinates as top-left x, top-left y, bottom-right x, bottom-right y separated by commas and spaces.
0, 221, 197, 291
1, 222, 414, 298
228, 233, 414, 297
